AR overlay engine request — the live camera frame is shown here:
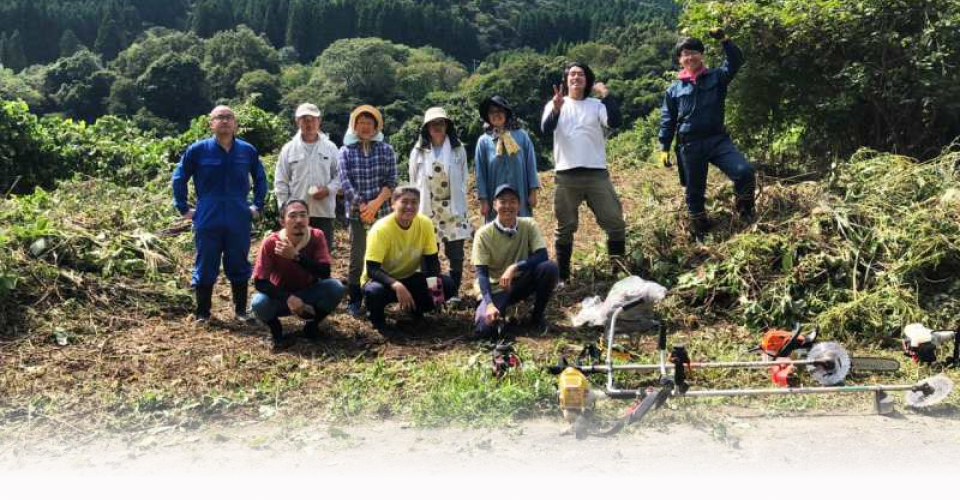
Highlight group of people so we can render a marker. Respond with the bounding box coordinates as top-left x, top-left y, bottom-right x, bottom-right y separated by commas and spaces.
171, 32, 755, 347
